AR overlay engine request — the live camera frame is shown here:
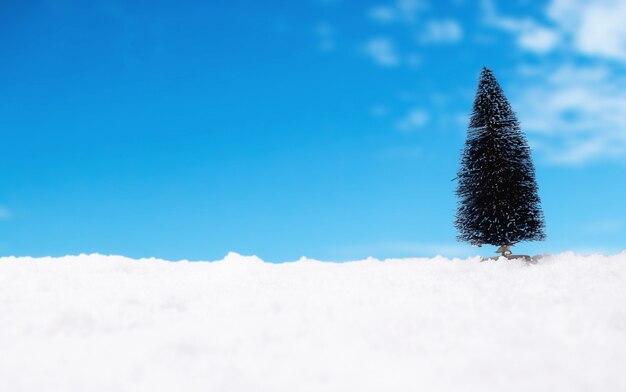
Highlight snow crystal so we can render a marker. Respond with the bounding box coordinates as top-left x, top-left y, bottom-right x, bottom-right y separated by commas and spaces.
1, 252, 625, 392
